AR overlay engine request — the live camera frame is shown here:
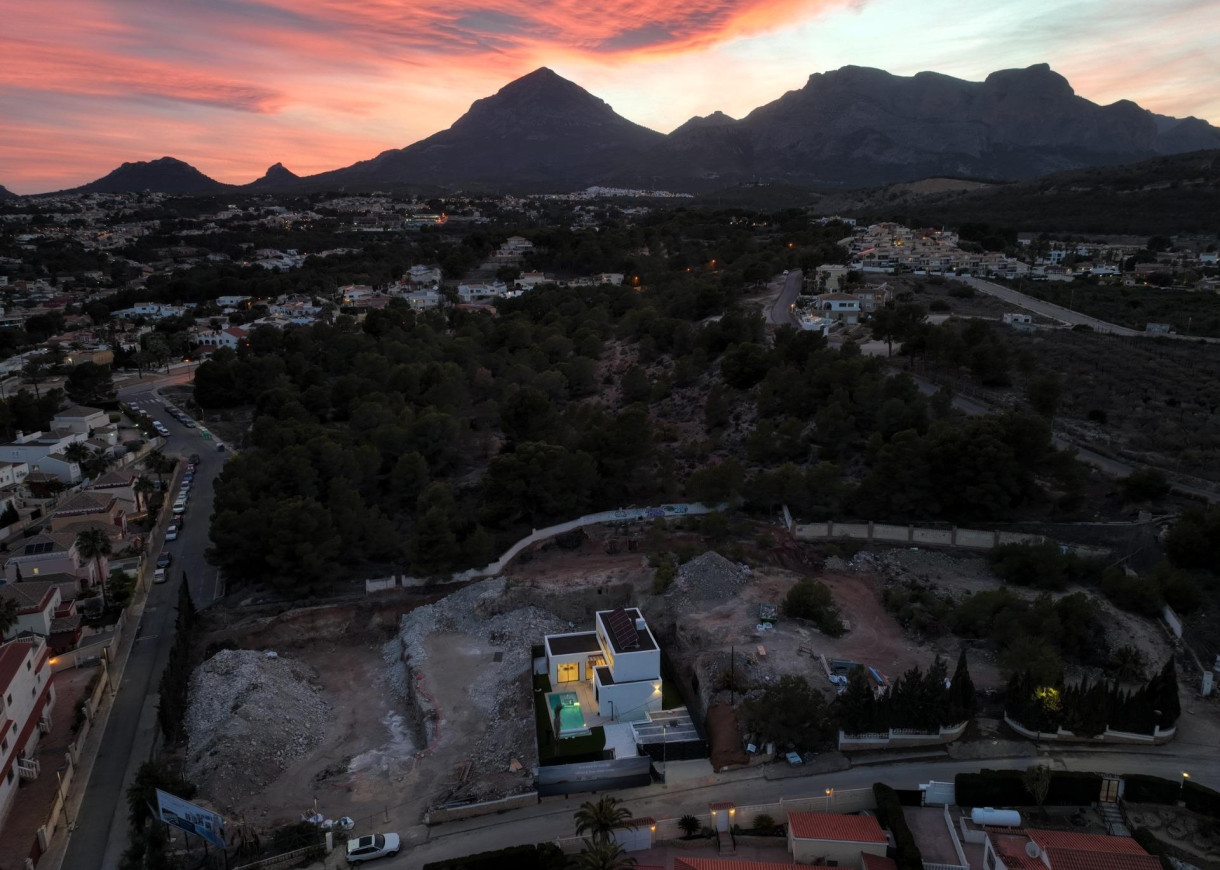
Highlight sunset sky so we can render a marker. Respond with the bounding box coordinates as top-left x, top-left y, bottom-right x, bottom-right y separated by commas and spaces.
3, 0, 1218, 194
